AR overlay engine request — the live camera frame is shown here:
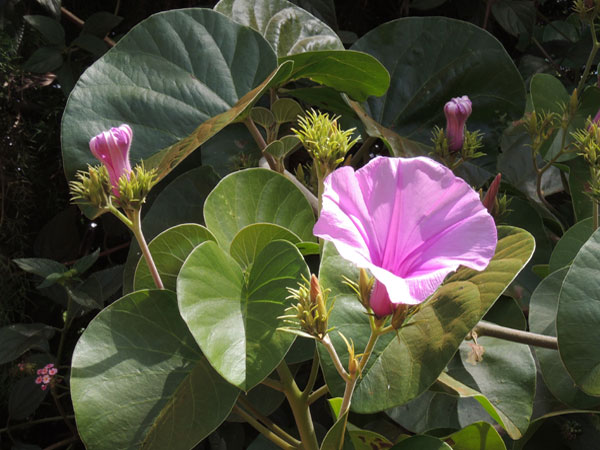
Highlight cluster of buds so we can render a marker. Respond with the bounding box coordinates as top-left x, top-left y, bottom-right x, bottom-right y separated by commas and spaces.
281, 274, 333, 340
523, 111, 559, 155
572, 117, 600, 202
573, 0, 600, 22
432, 96, 484, 170
293, 109, 360, 178
34, 363, 58, 391
69, 124, 157, 215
